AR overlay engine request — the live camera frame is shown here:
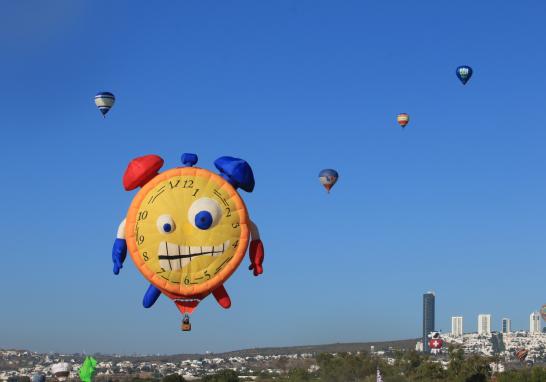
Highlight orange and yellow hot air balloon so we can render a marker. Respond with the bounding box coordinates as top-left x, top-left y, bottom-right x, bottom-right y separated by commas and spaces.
397, 113, 410, 128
